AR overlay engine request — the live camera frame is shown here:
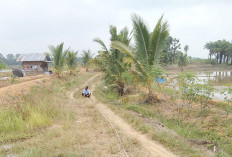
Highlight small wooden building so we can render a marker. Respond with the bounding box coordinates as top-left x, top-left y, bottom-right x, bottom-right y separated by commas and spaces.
17, 53, 52, 74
